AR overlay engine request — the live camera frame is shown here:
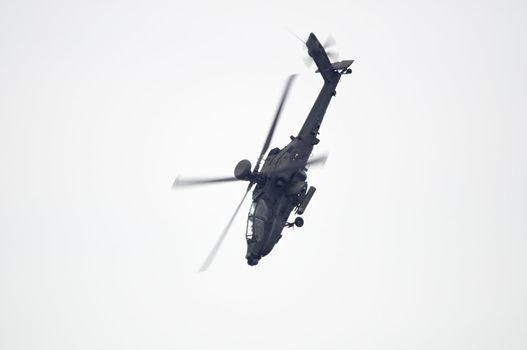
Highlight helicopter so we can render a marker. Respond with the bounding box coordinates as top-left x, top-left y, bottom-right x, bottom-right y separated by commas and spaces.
173, 33, 353, 271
